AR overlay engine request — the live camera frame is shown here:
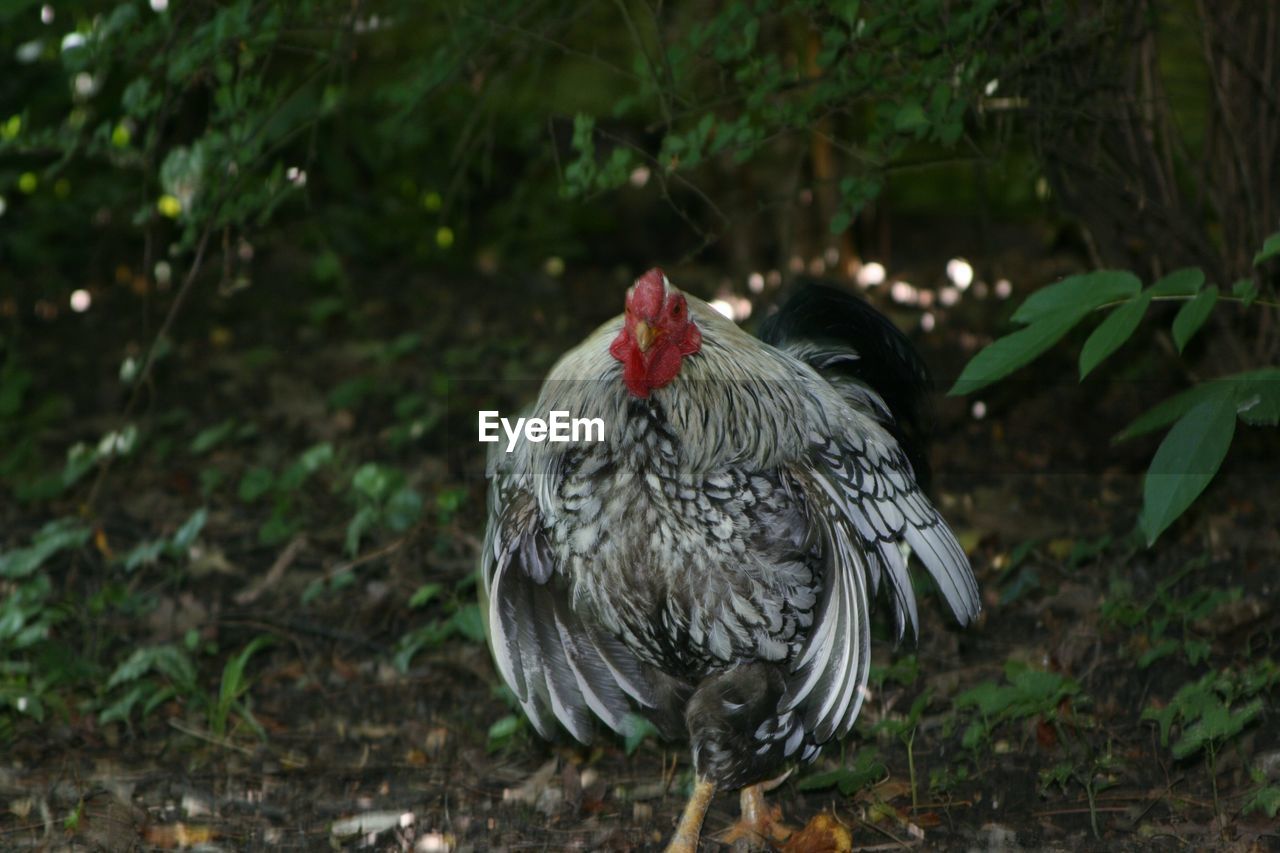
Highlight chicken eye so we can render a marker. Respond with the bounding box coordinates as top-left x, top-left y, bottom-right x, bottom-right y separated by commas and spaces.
670, 300, 684, 319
